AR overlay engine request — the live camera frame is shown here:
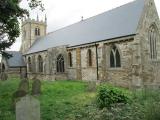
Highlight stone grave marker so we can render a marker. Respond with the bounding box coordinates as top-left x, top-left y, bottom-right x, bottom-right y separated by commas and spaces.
31, 79, 41, 95
12, 90, 27, 110
16, 95, 40, 120
18, 78, 29, 93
